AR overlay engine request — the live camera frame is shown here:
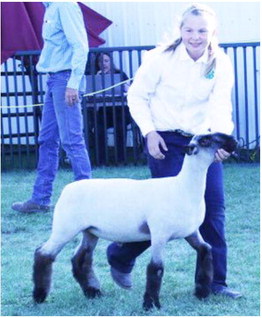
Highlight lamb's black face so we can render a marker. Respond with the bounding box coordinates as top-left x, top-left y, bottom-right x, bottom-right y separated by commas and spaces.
185, 133, 238, 156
